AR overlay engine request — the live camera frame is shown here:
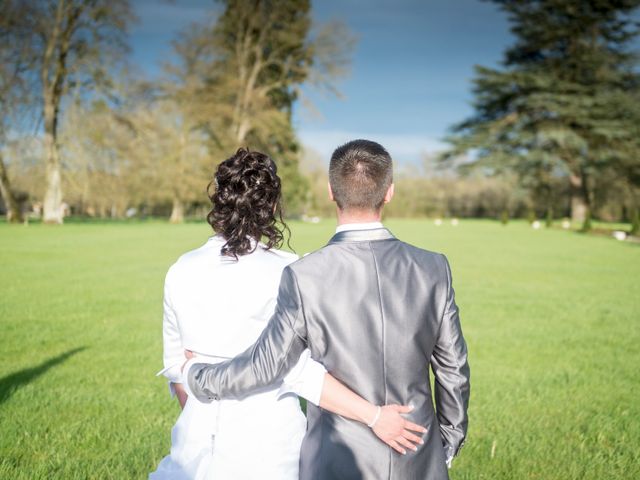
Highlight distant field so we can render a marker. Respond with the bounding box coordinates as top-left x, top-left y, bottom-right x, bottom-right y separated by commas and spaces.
0, 219, 638, 479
